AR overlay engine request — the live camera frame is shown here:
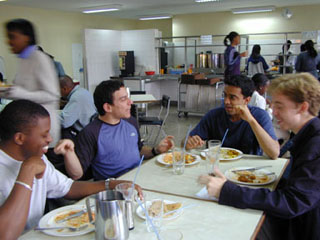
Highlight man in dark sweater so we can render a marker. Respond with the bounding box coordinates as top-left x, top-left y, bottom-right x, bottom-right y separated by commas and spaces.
199, 73, 320, 240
